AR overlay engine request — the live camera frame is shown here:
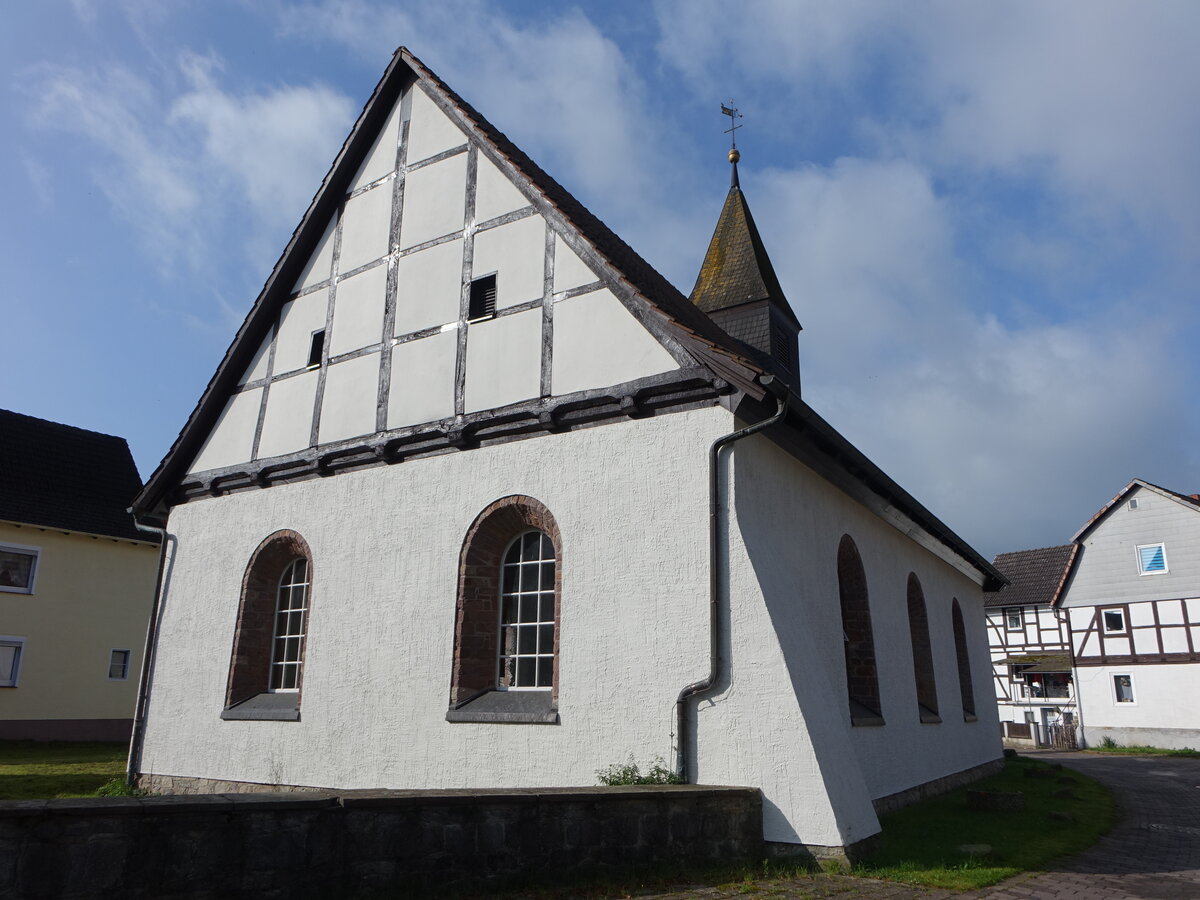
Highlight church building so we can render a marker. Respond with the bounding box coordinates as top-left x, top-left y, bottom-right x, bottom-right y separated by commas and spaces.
130, 48, 1004, 856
